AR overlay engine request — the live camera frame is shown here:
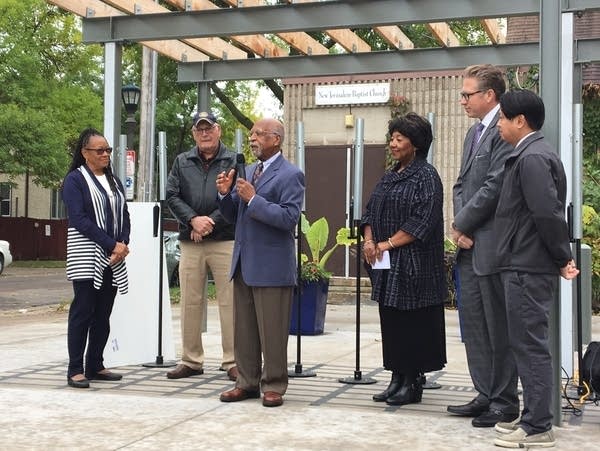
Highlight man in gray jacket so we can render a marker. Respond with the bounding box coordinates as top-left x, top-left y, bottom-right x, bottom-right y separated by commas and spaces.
448, 65, 519, 427
166, 111, 238, 381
